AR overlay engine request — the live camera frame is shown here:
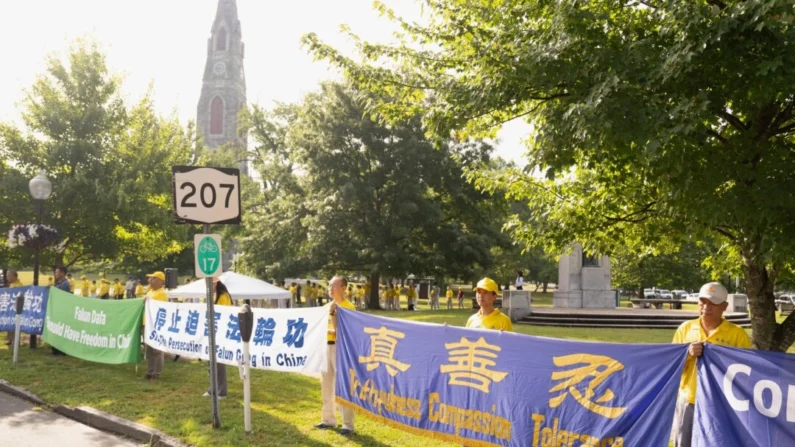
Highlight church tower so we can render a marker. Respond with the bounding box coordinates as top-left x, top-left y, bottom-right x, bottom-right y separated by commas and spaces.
197, 0, 248, 175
